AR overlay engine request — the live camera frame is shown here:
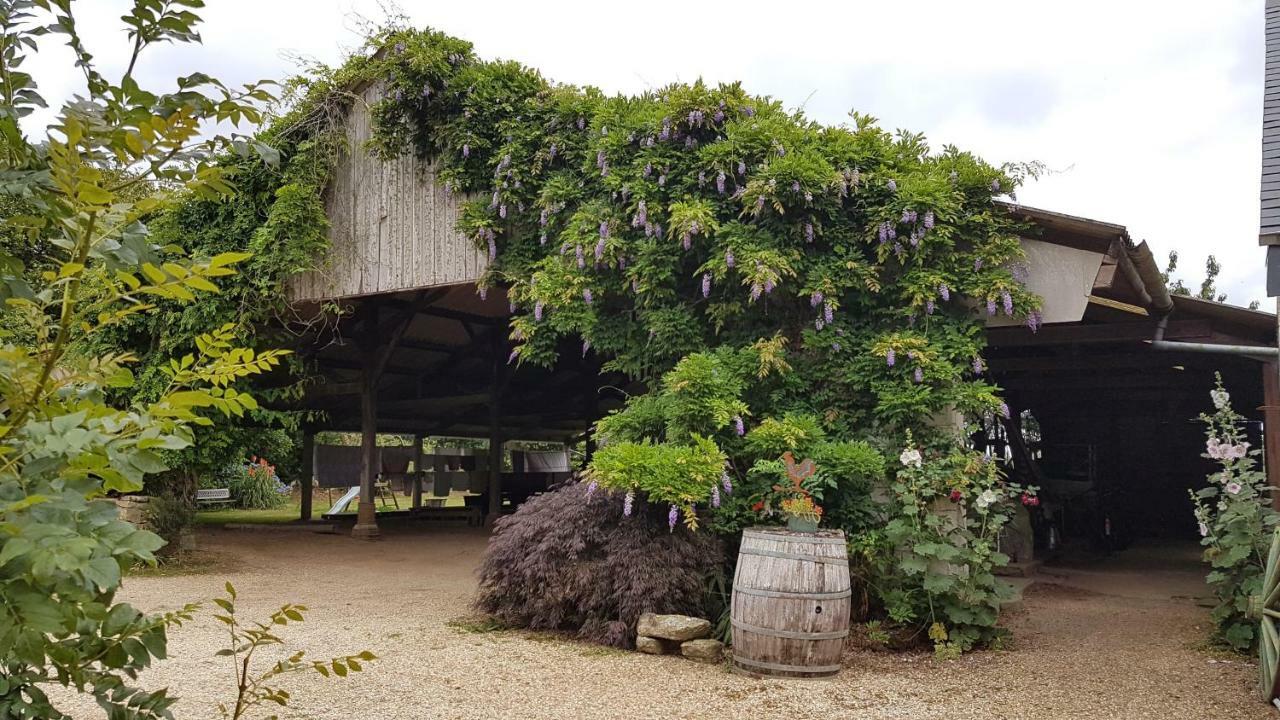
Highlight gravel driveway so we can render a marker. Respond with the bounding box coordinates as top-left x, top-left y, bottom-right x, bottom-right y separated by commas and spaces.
53, 527, 1272, 719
